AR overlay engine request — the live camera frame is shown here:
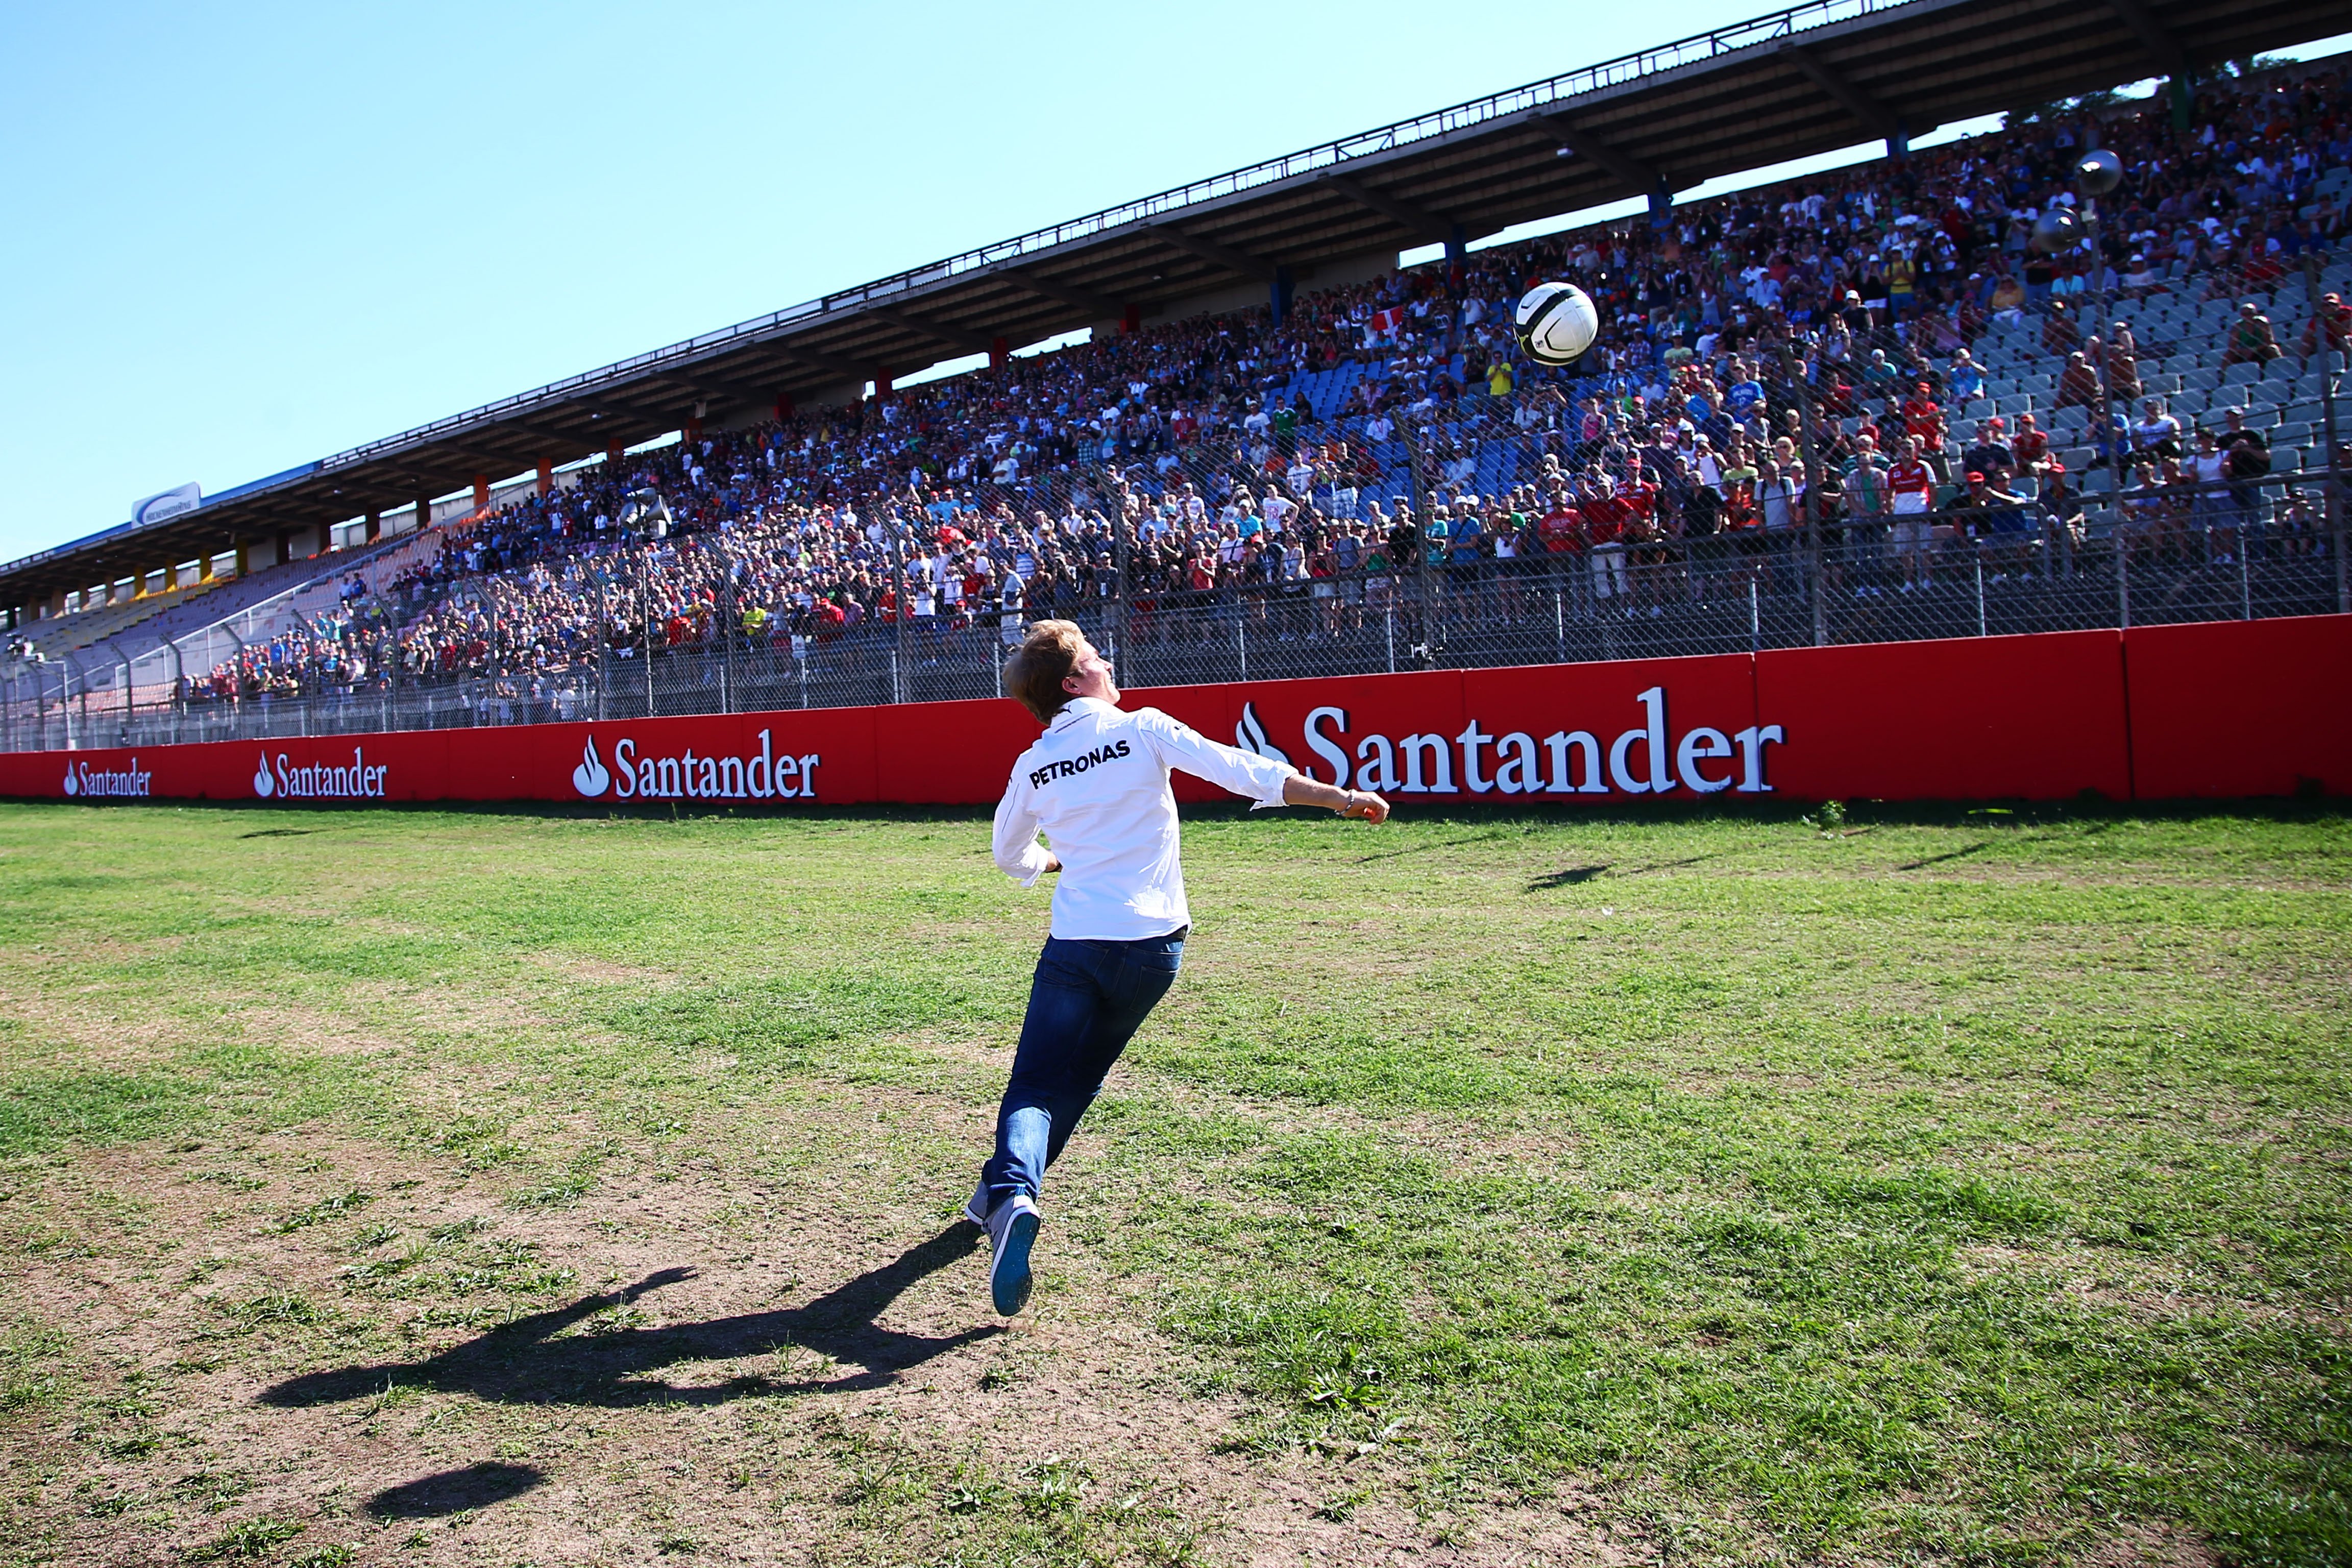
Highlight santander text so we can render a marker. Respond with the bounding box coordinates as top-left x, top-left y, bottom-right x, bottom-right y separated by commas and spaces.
1294, 688, 1783, 797
605, 730, 820, 801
